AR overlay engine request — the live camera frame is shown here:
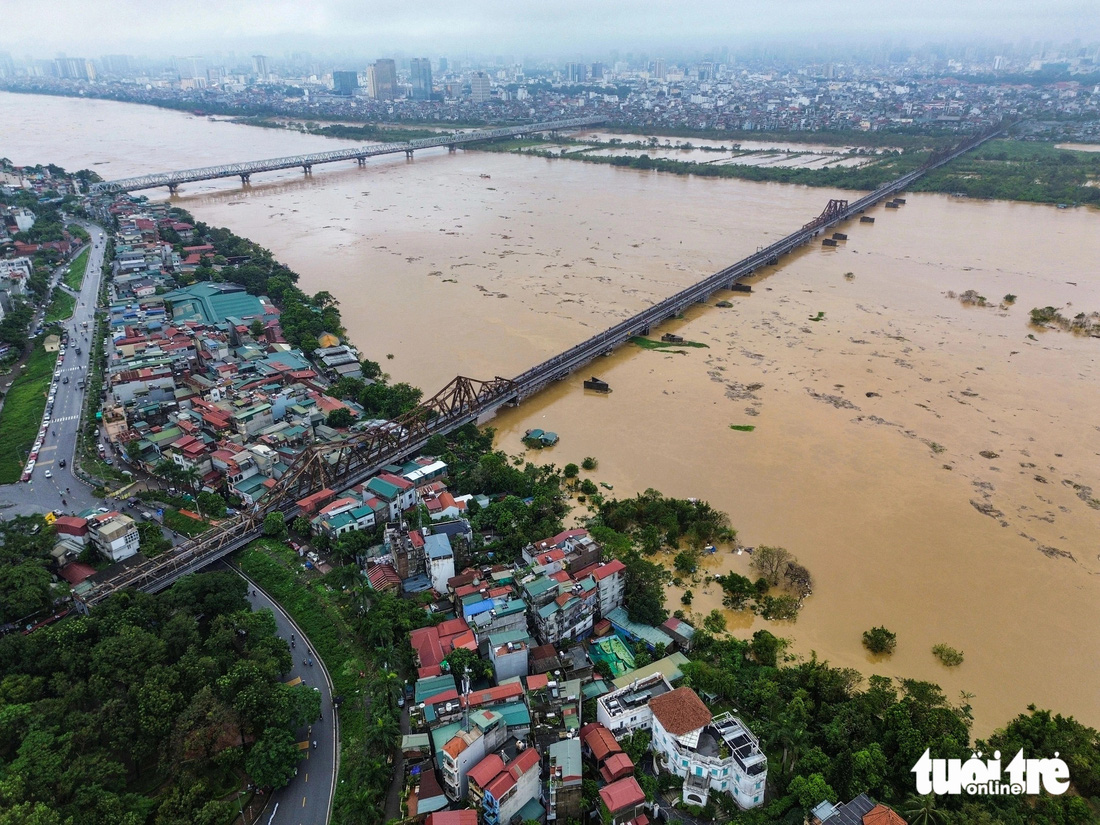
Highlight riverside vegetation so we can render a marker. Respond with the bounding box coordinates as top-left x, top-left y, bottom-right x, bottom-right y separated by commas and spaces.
475, 135, 1100, 206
